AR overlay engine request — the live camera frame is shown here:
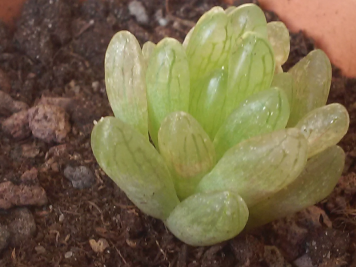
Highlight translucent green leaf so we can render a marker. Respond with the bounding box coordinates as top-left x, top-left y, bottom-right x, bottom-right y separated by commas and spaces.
158, 112, 216, 200
214, 87, 290, 160
186, 7, 230, 81
142, 41, 156, 66
247, 146, 345, 229
227, 3, 267, 45
296, 103, 349, 158
225, 6, 236, 15
275, 65, 283, 74
146, 38, 190, 146
91, 117, 179, 220
189, 67, 229, 139
226, 32, 275, 116
182, 26, 194, 49
287, 49, 332, 126
267, 21, 290, 66
271, 72, 294, 105
197, 128, 307, 207
105, 31, 148, 138
166, 191, 248, 246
